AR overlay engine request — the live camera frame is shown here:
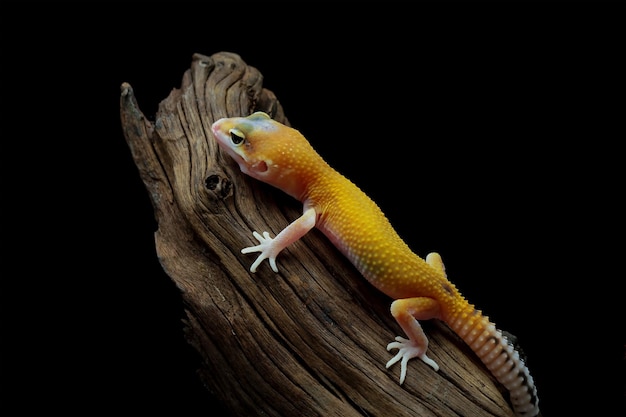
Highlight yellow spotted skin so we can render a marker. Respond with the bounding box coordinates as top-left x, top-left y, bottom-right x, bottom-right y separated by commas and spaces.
211, 112, 540, 417
309, 171, 458, 304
